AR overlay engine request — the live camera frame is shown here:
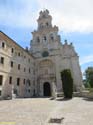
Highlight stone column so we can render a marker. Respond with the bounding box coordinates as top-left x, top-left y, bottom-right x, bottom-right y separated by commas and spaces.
52, 81, 57, 99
